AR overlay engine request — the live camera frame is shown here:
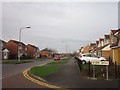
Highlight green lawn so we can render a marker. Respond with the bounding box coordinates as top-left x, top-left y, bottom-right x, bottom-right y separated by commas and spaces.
30, 66, 61, 77
48, 60, 68, 64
